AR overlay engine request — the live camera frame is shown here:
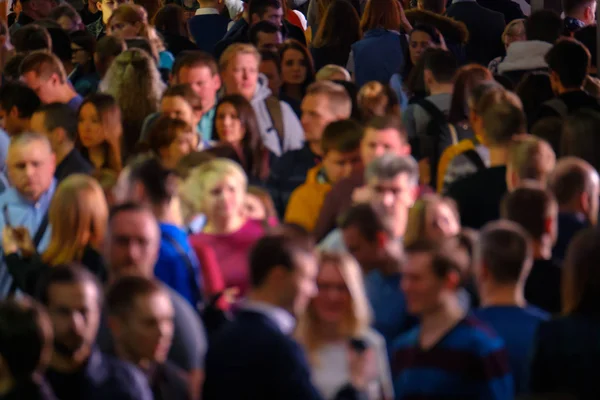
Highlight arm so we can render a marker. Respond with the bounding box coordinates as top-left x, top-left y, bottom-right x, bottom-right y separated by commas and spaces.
5, 253, 45, 295
190, 241, 227, 309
